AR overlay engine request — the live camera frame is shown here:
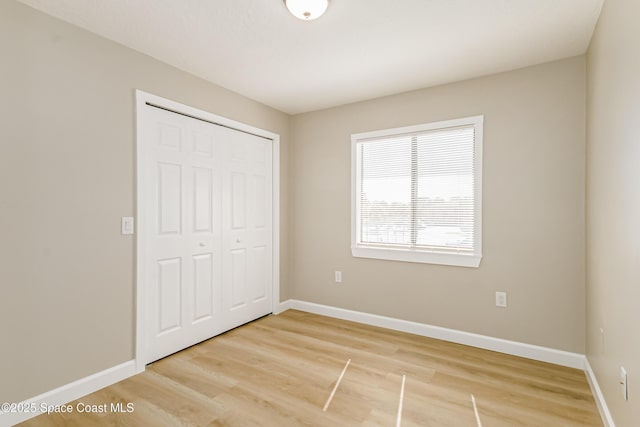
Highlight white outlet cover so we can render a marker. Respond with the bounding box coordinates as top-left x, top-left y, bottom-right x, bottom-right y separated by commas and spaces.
495, 291, 507, 308
621, 366, 628, 400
